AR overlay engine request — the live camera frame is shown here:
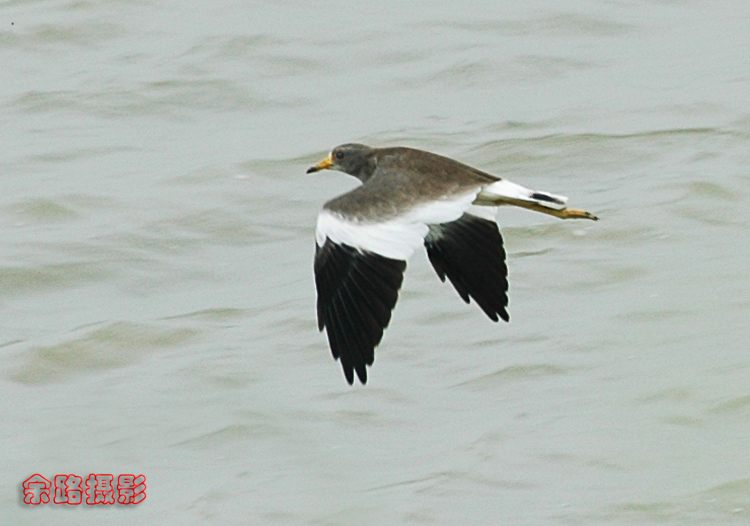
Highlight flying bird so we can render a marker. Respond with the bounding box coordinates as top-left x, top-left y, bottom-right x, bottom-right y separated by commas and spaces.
307, 144, 597, 385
